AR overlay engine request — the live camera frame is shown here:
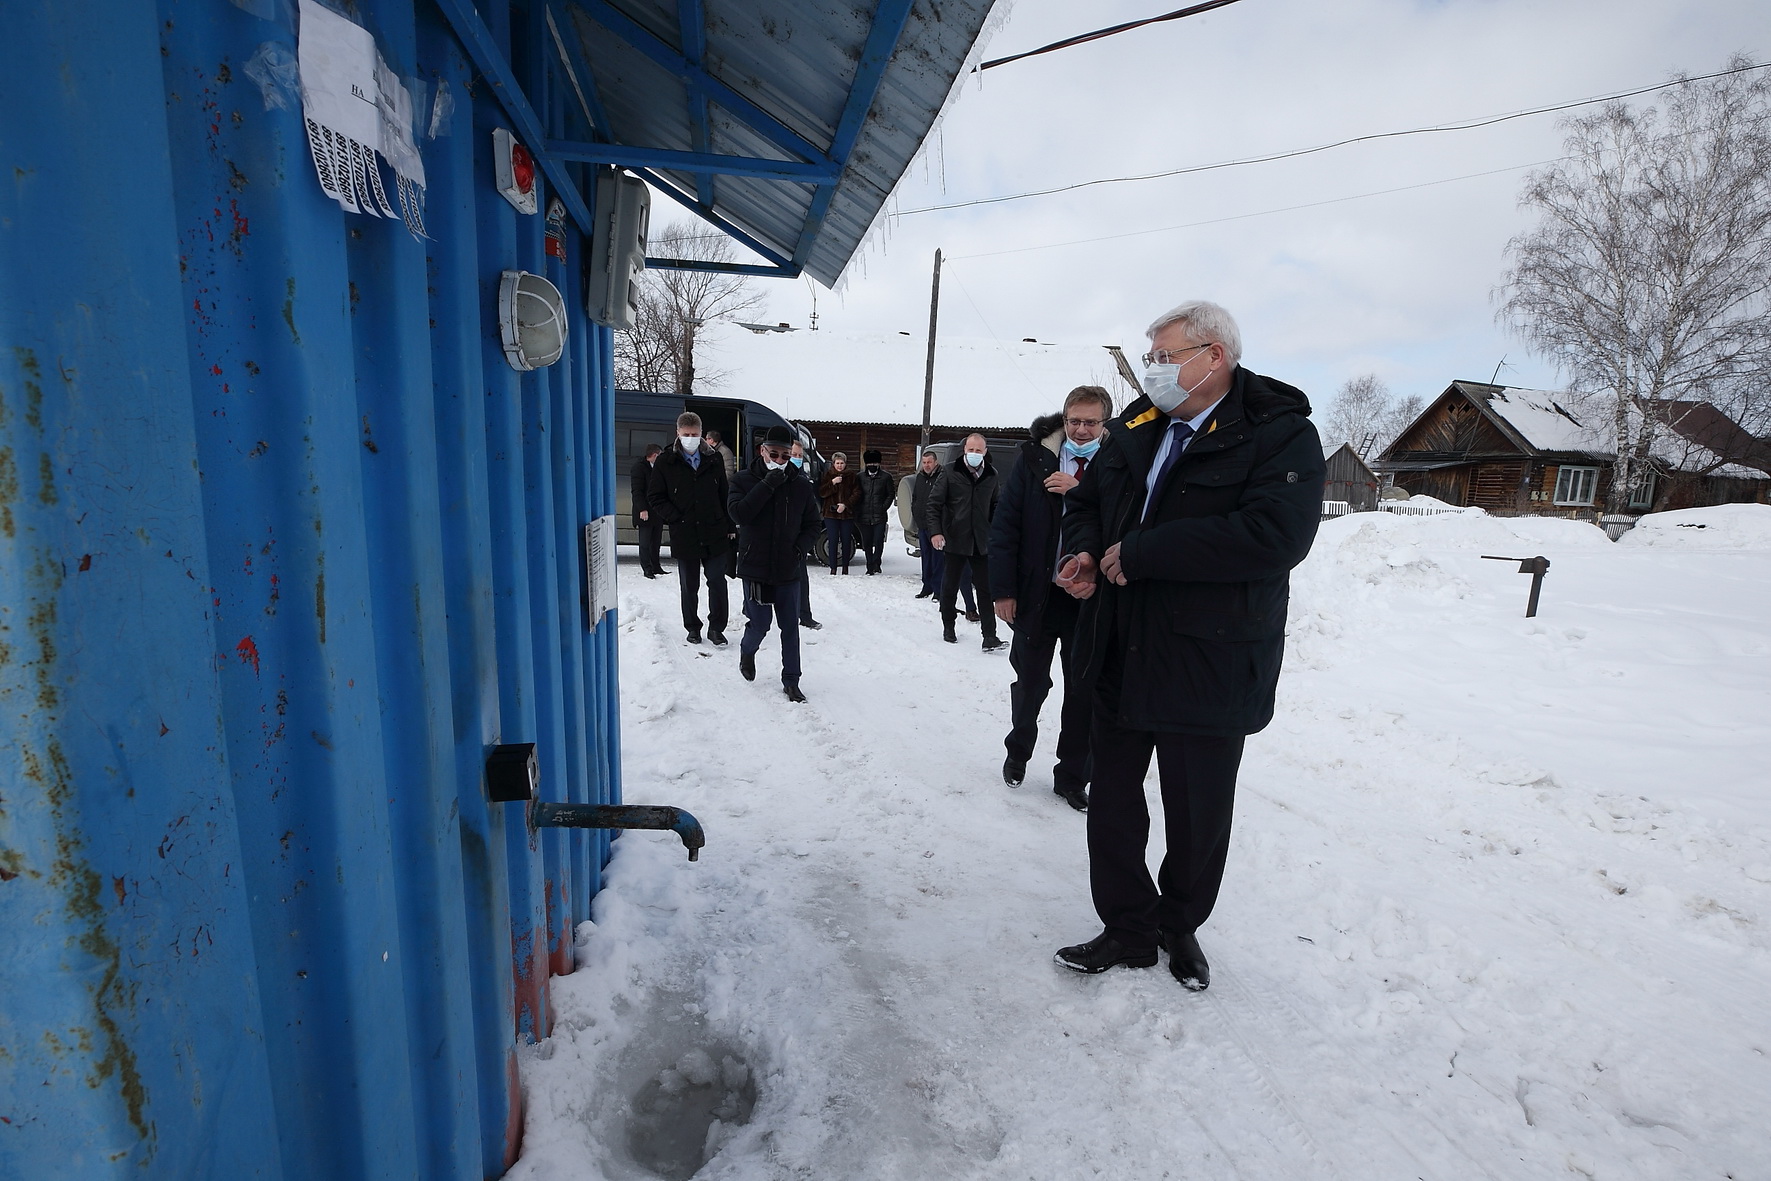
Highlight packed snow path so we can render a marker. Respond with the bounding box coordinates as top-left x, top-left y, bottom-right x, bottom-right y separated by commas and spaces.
512, 506, 1771, 1181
